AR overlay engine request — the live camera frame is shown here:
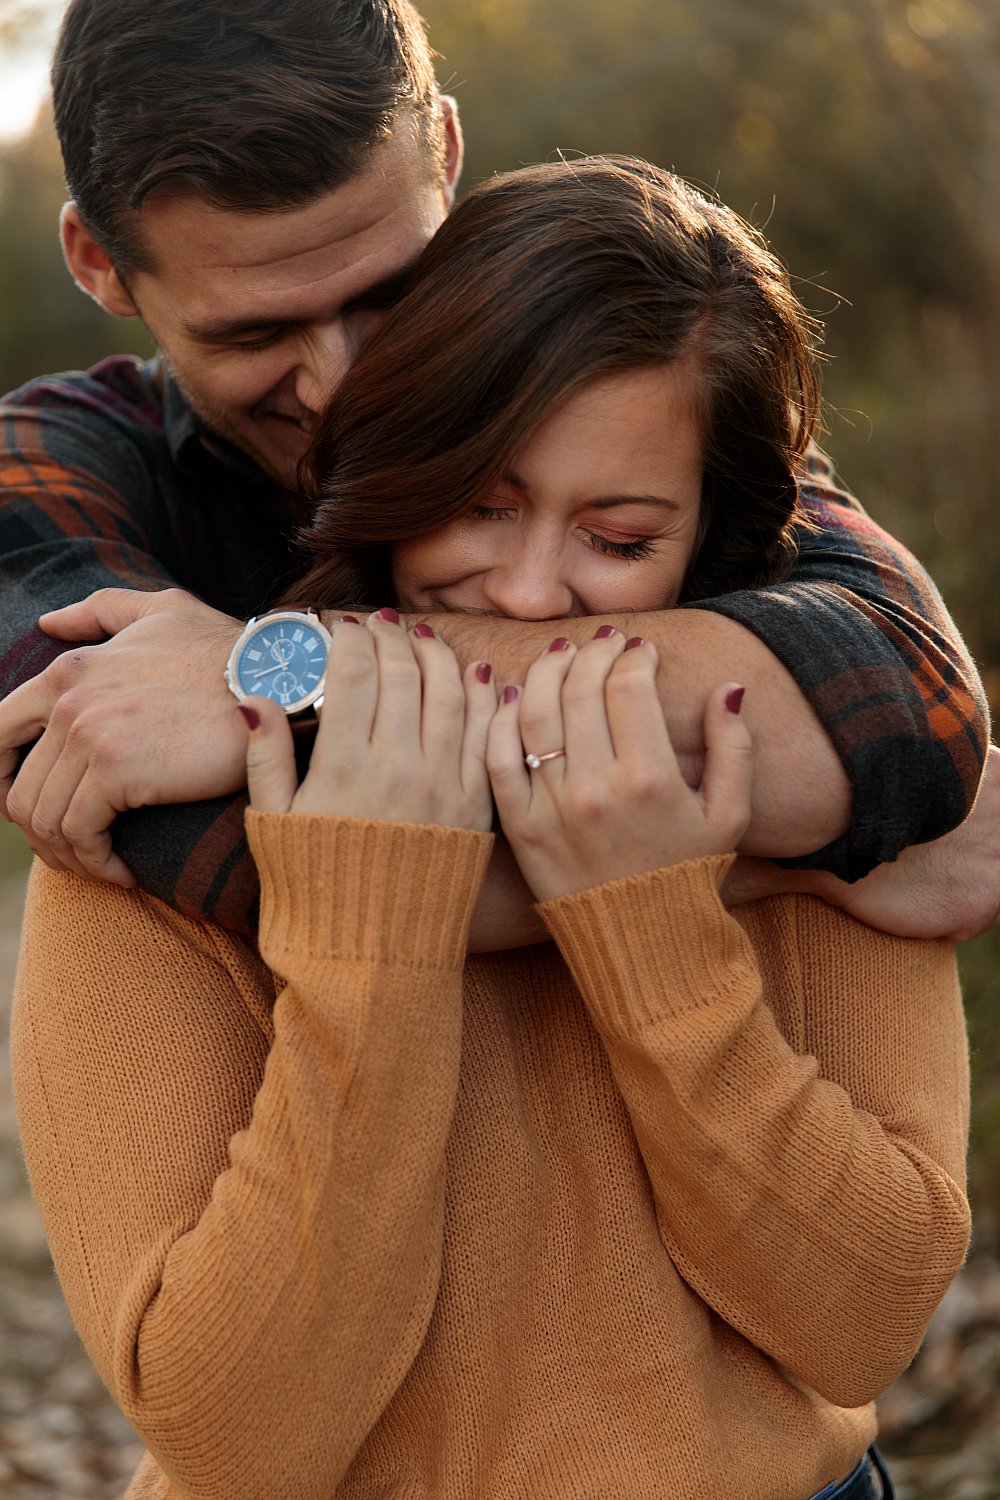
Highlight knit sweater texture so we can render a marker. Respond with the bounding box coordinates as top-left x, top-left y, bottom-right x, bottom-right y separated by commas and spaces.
11, 813, 970, 1500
